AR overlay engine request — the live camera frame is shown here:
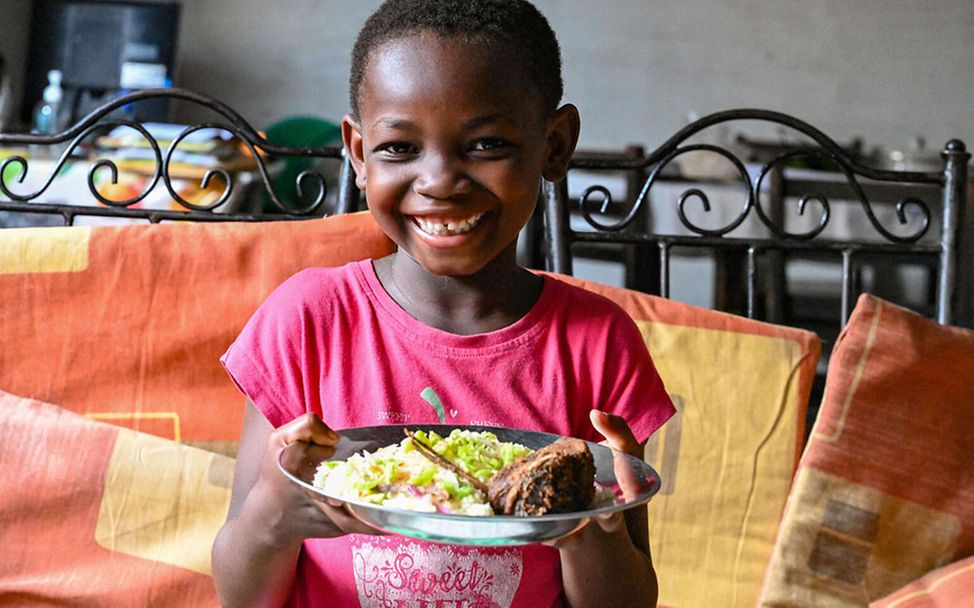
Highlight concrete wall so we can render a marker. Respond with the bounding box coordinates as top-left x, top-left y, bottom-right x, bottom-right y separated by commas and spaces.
0, 0, 33, 124
4, 0, 972, 153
